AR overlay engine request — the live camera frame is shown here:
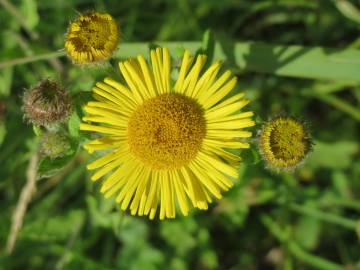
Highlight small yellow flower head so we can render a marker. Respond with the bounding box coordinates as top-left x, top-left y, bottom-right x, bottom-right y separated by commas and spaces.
65, 11, 119, 65
258, 116, 312, 171
40, 132, 71, 159
22, 79, 73, 127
